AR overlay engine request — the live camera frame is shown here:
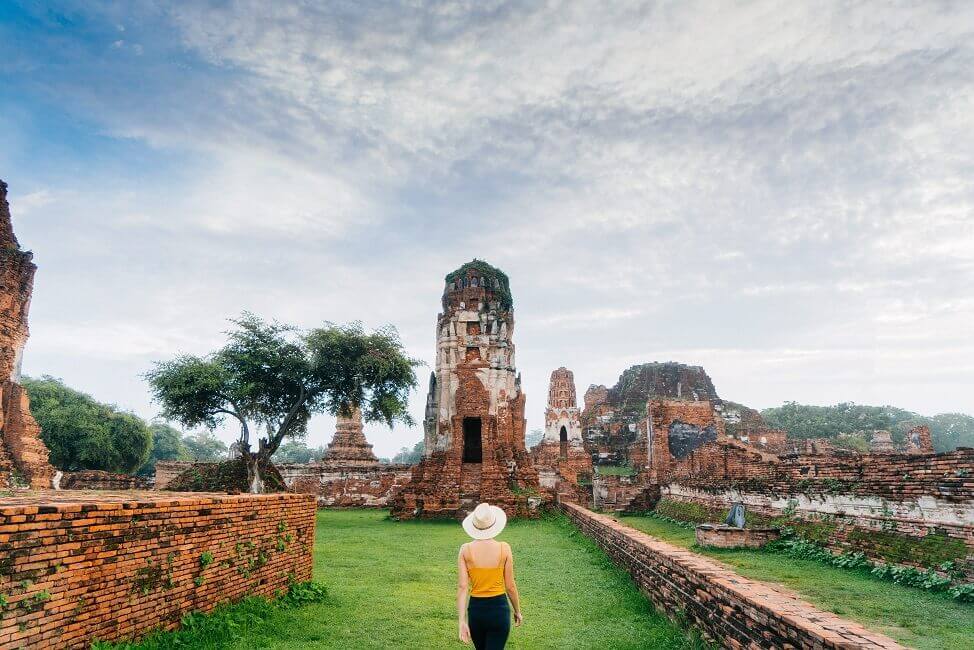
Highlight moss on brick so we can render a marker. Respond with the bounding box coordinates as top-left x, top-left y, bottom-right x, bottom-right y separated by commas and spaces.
847, 528, 968, 566
165, 458, 286, 493
654, 498, 715, 524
